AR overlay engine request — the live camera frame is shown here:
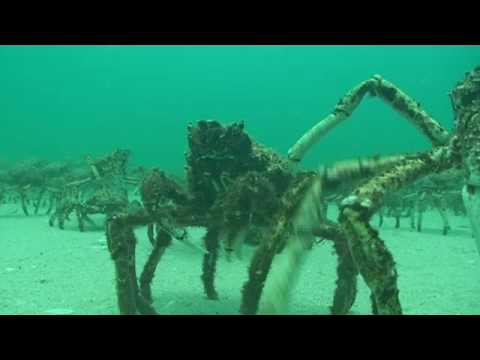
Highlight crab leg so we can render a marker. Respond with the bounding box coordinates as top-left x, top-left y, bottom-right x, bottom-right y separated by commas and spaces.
130, 244, 158, 315
106, 209, 155, 315
33, 188, 46, 215
415, 192, 427, 232
76, 207, 85, 232
18, 187, 30, 216
139, 226, 172, 303
378, 208, 384, 227
240, 237, 281, 315
403, 193, 416, 229
452, 67, 480, 255
45, 191, 55, 215
433, 196, 451, 235
241, 154, 420, 314
83, 214, 96, 227
462, 148, 480, 254
240, 175, 318, 315
147, 224, 155, 245
463, 186, 480, 254
288, 75, 450, 164
106, 215, 138, 314
201, 227, 220, 300
320, 154, 411, 194
257, 177, 323, 314
312, 219, 358, 315
339, 146, 453, 314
